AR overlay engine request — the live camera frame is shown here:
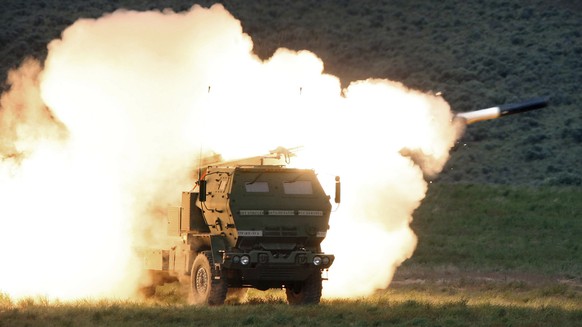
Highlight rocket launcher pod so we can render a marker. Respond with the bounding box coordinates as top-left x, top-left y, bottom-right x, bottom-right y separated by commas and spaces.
455, 96, 549, 125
